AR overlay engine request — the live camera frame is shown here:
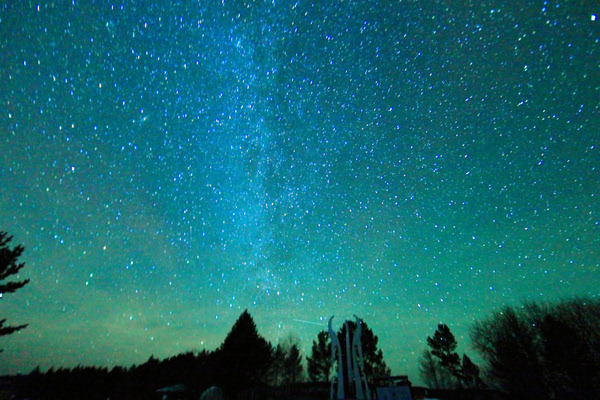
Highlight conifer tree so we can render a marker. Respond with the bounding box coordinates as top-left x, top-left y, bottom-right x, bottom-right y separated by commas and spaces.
0, 231, 30, 339
283, 344, 304, 386
214, 310, 273, 394
307, 330, 330, 381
